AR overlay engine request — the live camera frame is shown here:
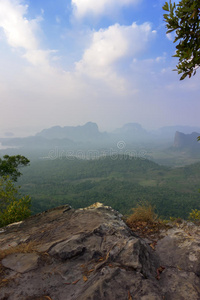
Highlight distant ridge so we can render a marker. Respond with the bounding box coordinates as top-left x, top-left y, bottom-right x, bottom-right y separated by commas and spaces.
1, 122, 200, 155
36, 122, 108, 142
